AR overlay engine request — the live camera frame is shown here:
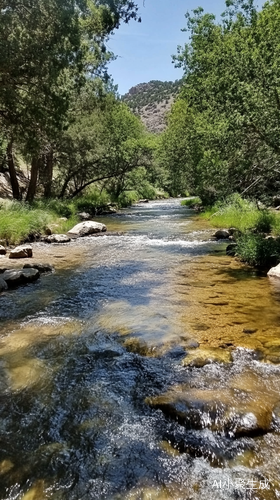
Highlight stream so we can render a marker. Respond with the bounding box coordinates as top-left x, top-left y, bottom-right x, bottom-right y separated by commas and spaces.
0, 199, 280, 499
